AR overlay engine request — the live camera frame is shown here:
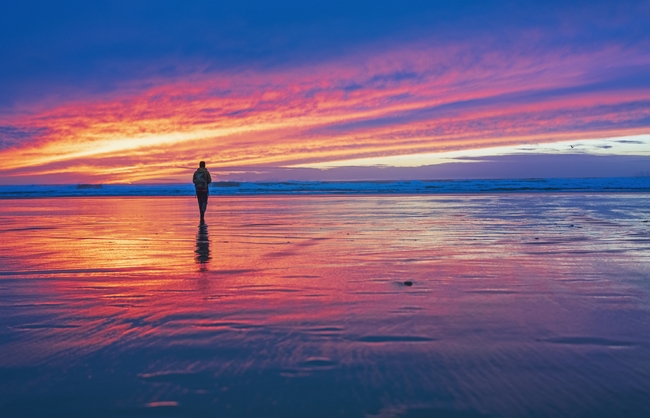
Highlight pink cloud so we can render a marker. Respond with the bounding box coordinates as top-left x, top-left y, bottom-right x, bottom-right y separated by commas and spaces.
0, 37, 648, 182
